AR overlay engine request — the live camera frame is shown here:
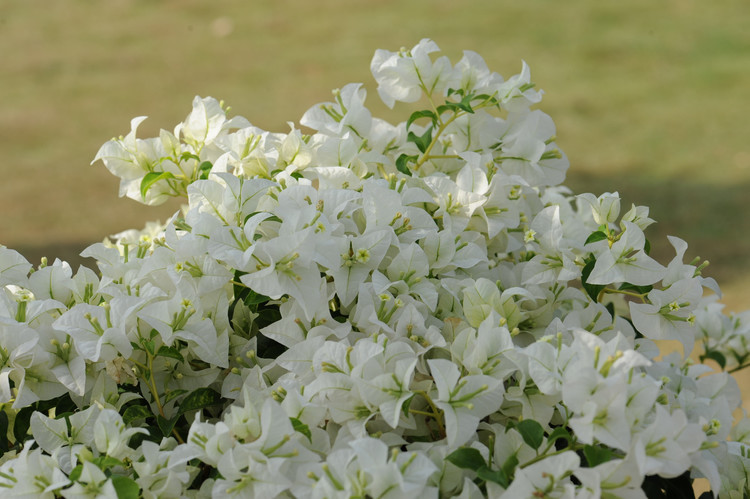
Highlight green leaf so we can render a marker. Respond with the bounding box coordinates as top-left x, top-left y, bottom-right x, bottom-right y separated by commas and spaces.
180, 151, 201, 163
584, 230, 608, 245
157, 414, 179, 438
644, 238, 651, 255
436, 103, 459, 116
407, 126, 433, 153
243, 289, 271, 306
140, 171, 175, 200
581, 257, 606, 303
163, 389, 189, 405
0, 411, 8, 453
122, 405, 153, 425
547, 426, 572, 447
156, 345, 184, 363
583, 444, 616, 467
197, 161, 213, 180
641, 471, 695, 499
395, 154, 417, 176
515, 419, 544, 450
445, 447, 486, 471
701, 350, 727, 370
477, 466, 510, 488
457, 93, 475, 113
93, 456, 125, 471
406, 110, 437, 130
619, 282, 653, 295
402, 394, 415, 417
290, 417, 312, 442
605, 301, 616, 318
143, 339, 155, 356
501, 453, 519, 478
69, 464, 83, 482
111, 475, 141, 499
12, 405, 34, 444
178, 388, 222, 415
